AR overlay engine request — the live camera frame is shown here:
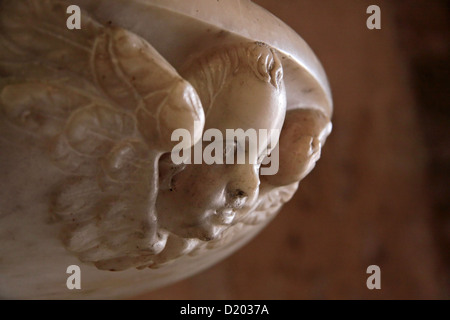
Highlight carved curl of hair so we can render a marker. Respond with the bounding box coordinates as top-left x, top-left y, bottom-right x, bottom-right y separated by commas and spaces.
182, 42, 284, 117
